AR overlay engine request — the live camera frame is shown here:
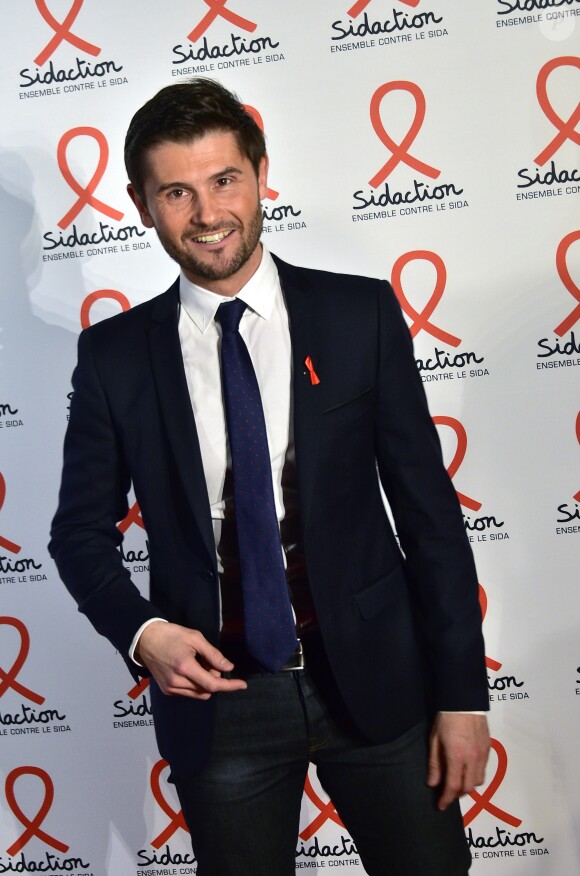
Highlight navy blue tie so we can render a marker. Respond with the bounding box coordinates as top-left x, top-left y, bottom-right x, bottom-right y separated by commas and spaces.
216, 299, 298, 672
